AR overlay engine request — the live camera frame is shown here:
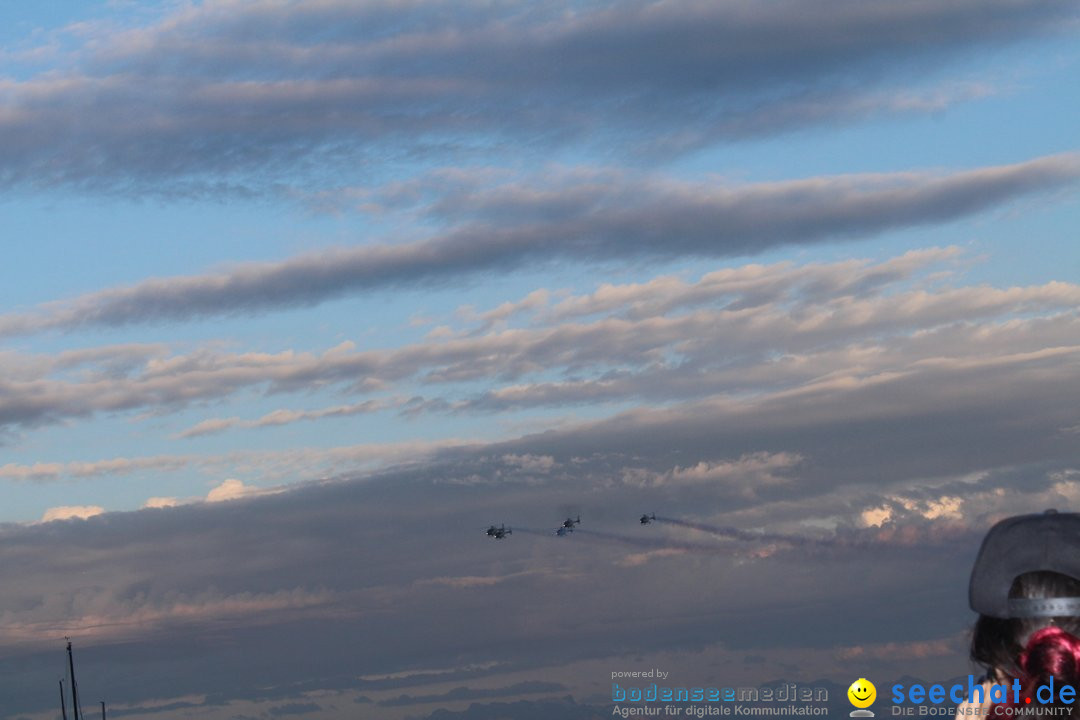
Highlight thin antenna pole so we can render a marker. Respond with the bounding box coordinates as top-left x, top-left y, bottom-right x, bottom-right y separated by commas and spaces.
100, 701, 106, 720
59, 679, 68, 720
66, 639, 81, 720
